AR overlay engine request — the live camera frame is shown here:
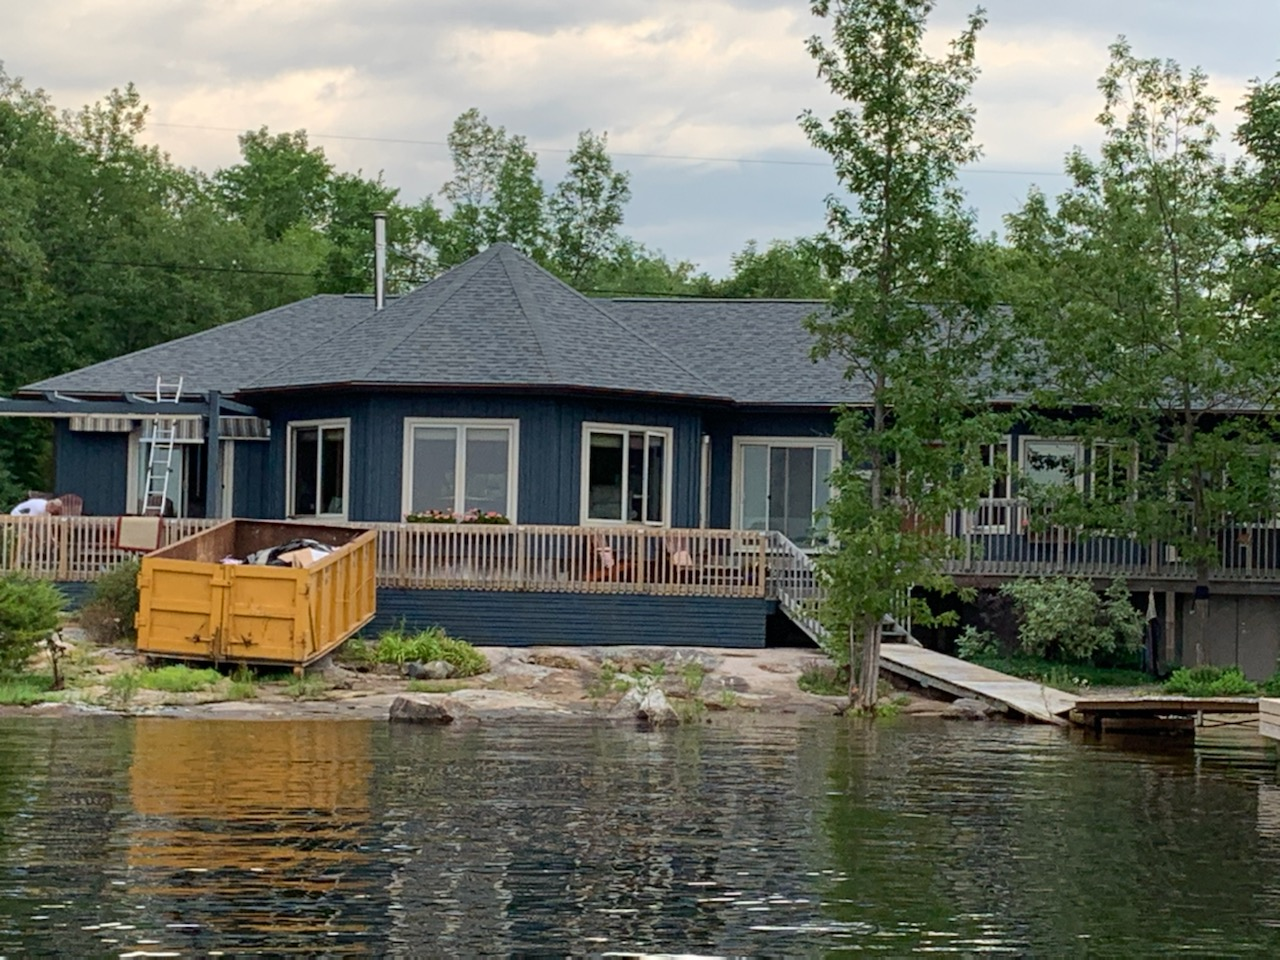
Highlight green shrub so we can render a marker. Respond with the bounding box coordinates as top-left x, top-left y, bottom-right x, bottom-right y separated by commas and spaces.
1000, 577, 1143, 664
137, 665, 222, 693
0, 575, 64, 675
0, 676, 54, 705
336, 636, 374, 665
80, 560, 140, 646
226, 680, 257, 700
1163, 665, 1258, 697
955, 625, 998, 660
1262, 670, 1280, 697
372, 626, 488, 677
286, 673, 329, 699
797, 660, 848, 696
